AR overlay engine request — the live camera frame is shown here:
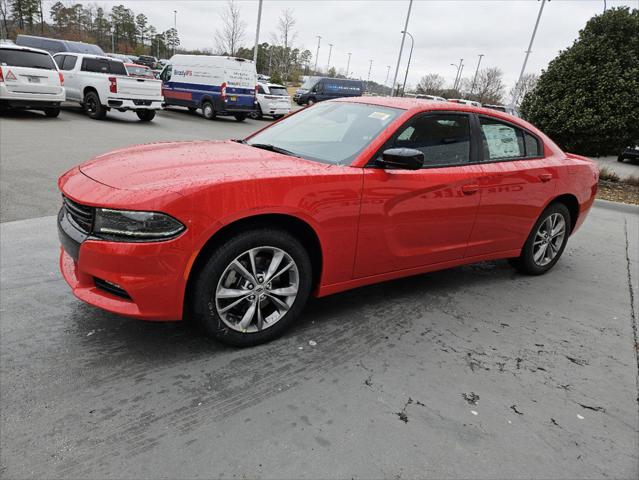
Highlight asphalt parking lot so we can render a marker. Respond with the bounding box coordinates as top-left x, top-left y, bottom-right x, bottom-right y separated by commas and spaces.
1, 107, 638, 479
